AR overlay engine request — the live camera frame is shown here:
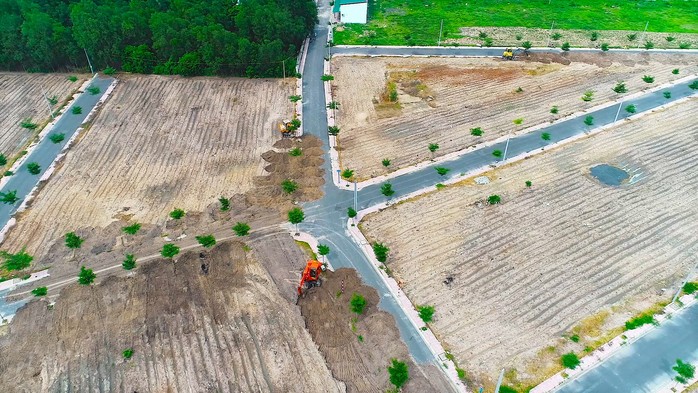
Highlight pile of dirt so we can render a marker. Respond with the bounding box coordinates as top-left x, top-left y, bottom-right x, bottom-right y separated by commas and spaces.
0, 242, 344, 392
248, 135, 326, 209
299, 268, 454, 393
